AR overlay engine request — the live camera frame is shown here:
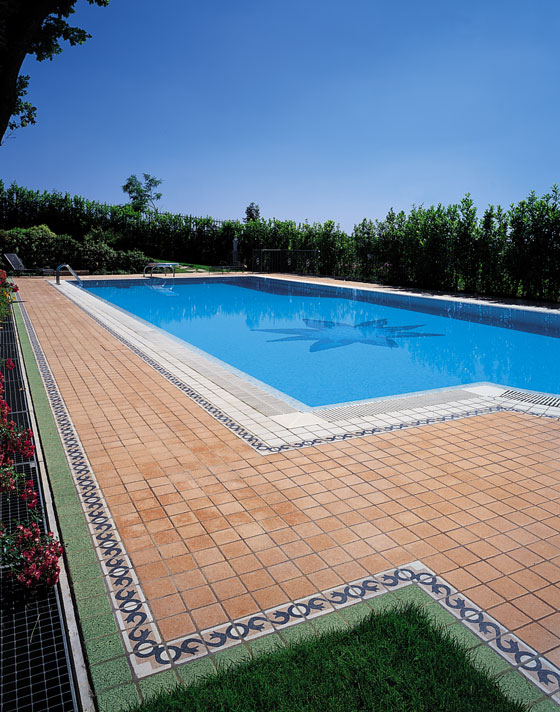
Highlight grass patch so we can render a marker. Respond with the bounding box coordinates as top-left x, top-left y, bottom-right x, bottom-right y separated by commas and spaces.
130, 604, 526, 712
150, 259, 240, 273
